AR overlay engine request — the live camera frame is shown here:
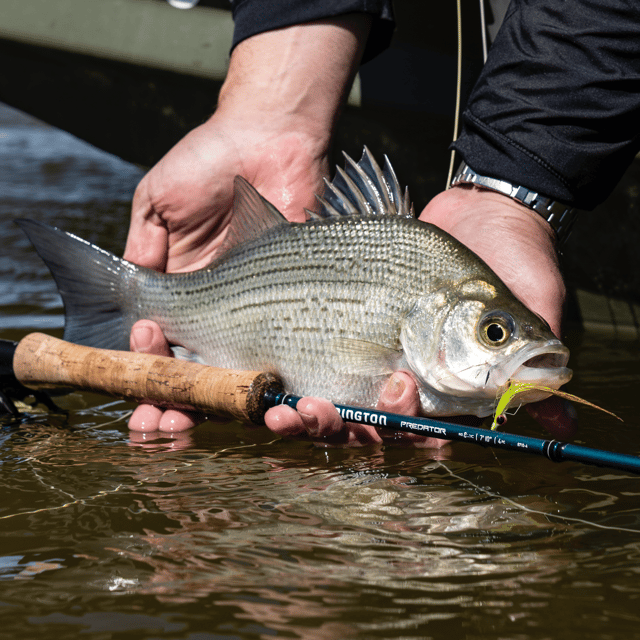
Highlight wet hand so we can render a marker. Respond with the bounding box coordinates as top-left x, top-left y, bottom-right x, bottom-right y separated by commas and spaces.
420, 185, 564, 336
123, 115, 326, 273
123, 119, 329, 432
264, 372, 451, 448
421, 184, 575, 436
127, 319, 446, 445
